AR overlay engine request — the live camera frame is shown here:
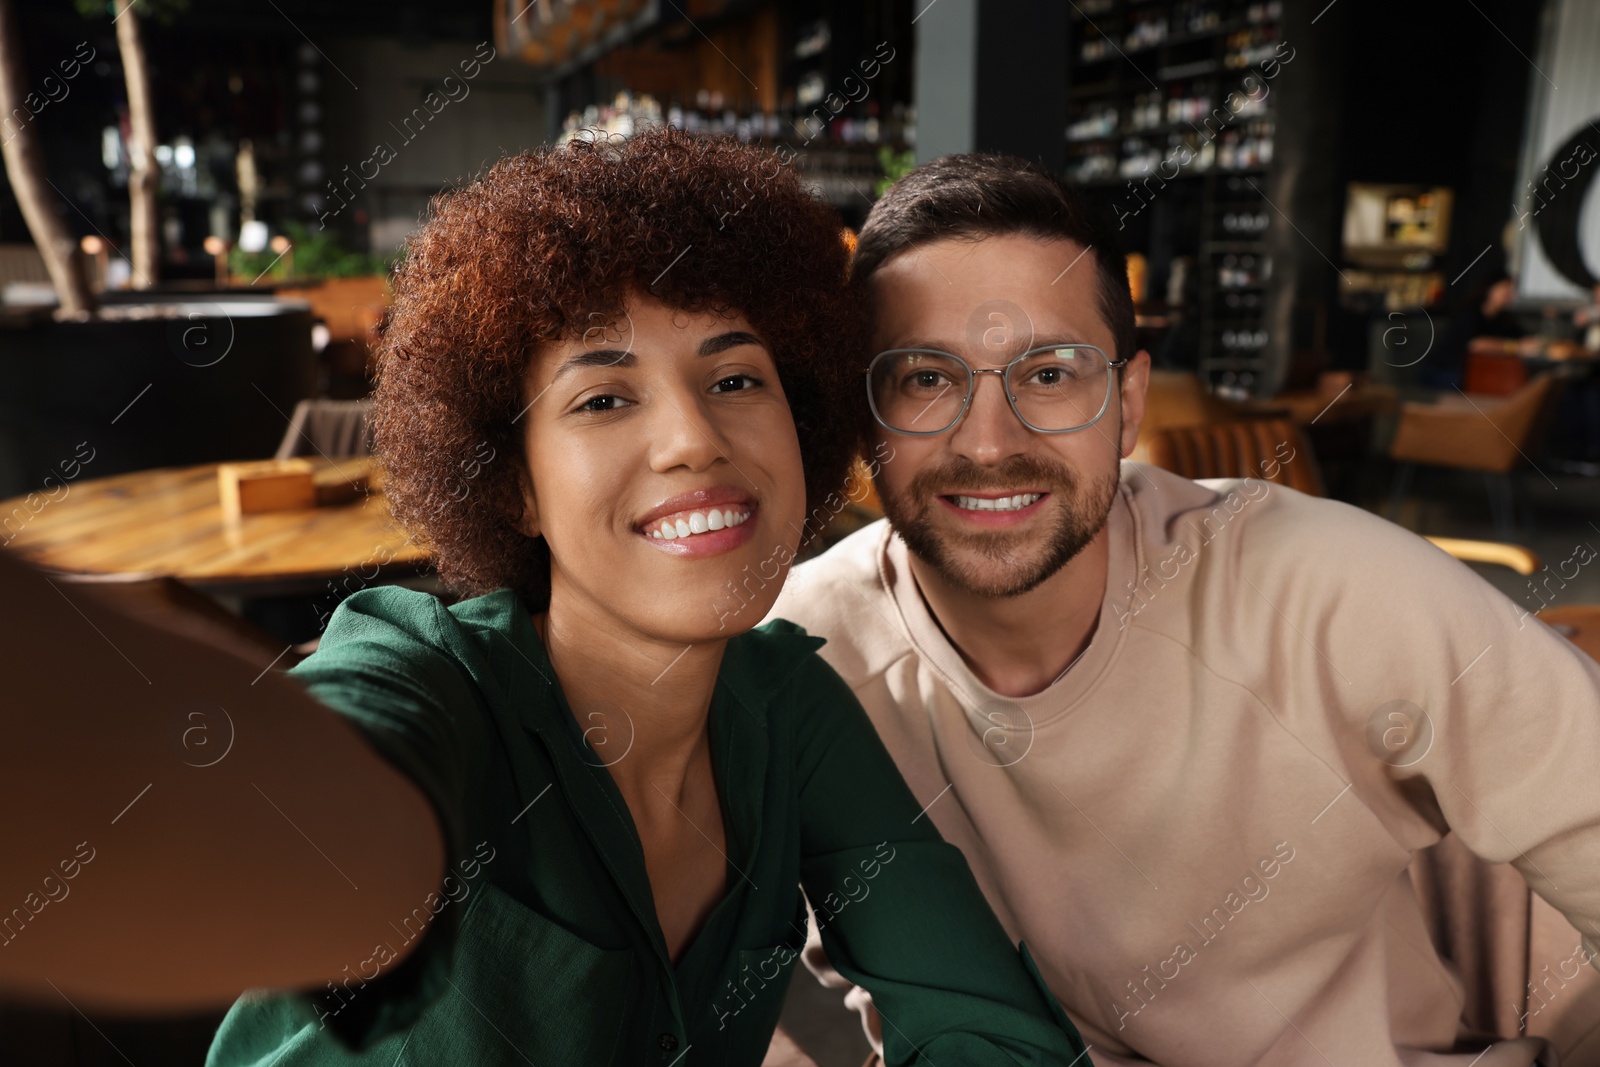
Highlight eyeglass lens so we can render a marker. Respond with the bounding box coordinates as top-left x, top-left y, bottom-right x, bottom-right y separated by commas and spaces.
870, 347, 1111, 433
